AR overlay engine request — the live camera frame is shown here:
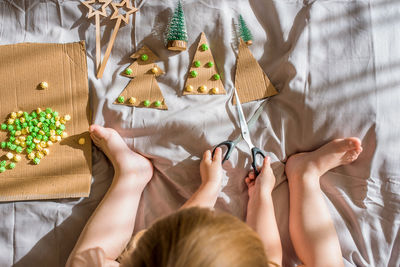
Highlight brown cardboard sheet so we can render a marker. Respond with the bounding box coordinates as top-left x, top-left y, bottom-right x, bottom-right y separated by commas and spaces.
234, 39, 278, 104
0, 41, 92, 202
